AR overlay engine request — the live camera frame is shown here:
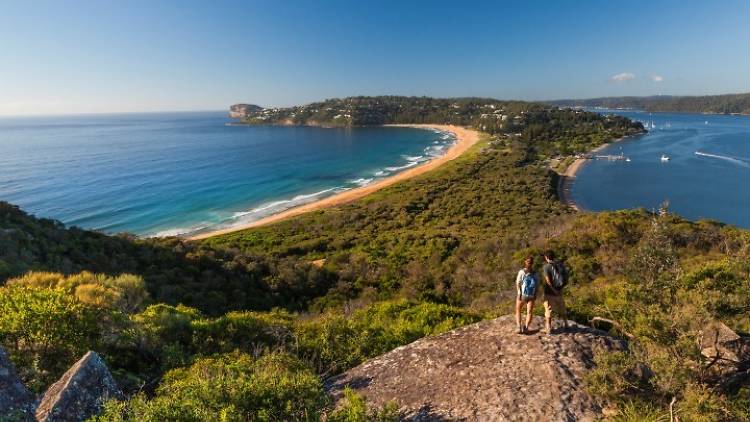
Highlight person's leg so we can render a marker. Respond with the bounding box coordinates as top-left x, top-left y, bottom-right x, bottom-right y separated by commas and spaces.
515, 298, 523, 333
543, 298, 553, 334
546, 295, 566, 332
525, 300, 534, 331
558, 295, 569, 329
